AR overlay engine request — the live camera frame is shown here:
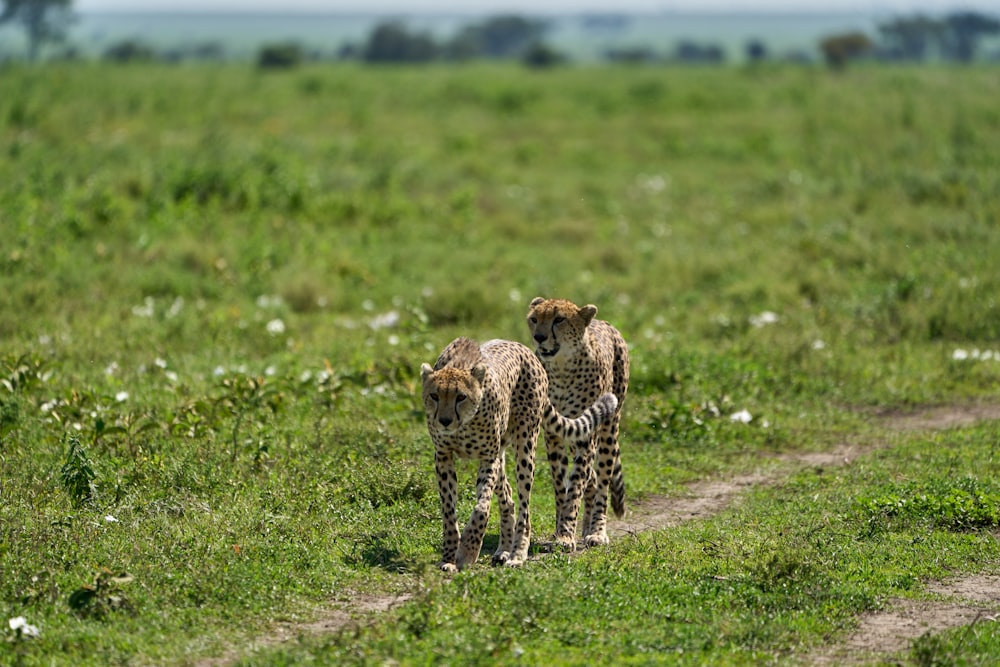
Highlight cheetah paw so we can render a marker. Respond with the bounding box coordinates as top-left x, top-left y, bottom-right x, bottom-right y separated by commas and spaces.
553, 534, 578, 552
440, 562, 459, 573
491, 551, 512, 566
584, 532, 609, 547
